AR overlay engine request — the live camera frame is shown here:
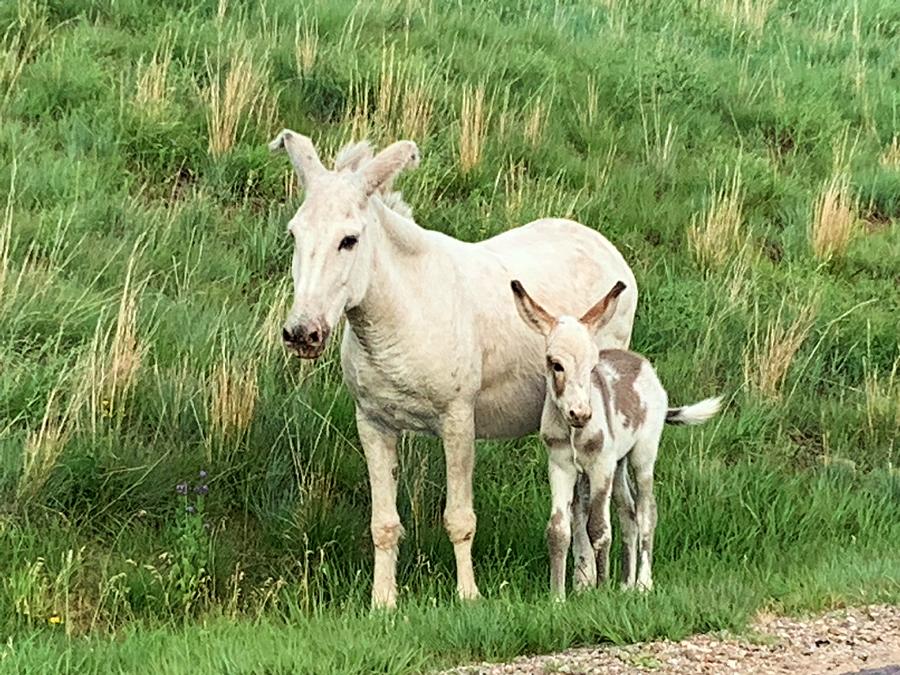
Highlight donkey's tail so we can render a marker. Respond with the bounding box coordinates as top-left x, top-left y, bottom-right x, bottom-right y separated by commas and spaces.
665, 396, 722, 426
